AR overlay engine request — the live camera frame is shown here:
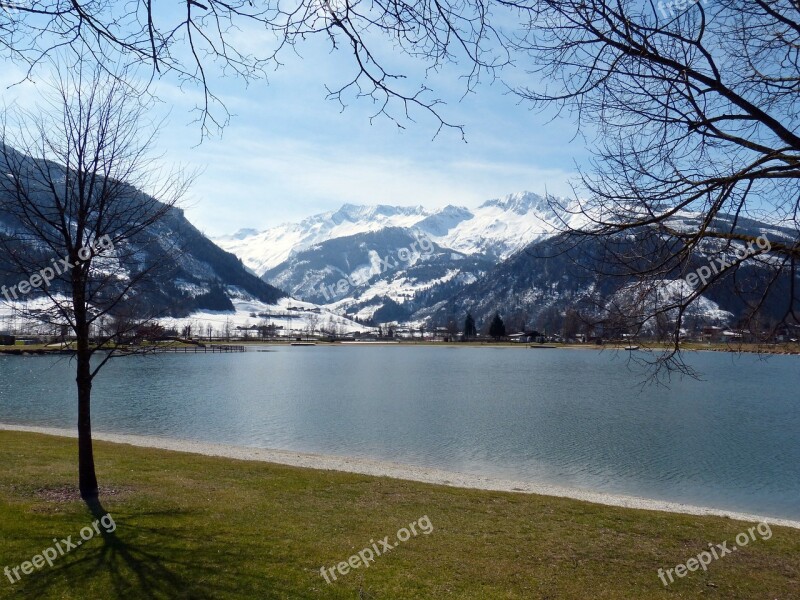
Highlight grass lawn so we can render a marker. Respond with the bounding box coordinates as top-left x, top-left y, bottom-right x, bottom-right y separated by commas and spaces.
0, 430, 797, 599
